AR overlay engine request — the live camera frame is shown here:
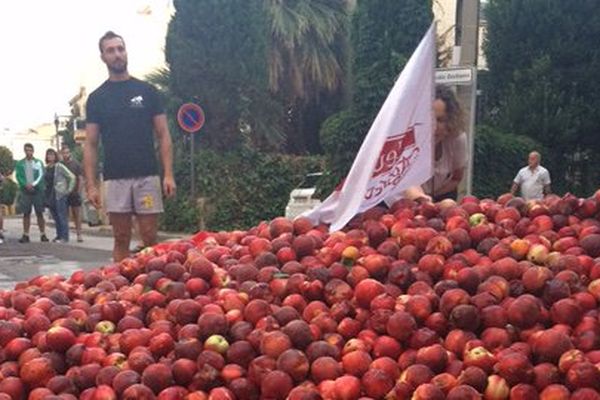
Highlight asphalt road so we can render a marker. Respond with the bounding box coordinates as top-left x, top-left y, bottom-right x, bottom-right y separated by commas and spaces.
0, 217, 114, 290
